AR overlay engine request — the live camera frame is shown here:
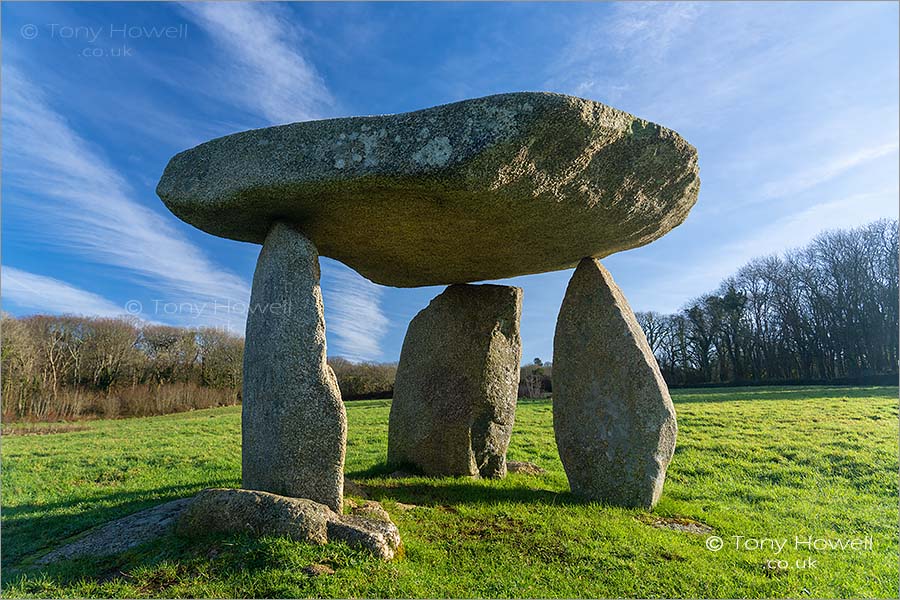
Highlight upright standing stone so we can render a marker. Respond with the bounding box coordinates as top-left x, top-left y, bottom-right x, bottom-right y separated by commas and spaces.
553, 259, 677, 509
242, 222, 346, 512
388, 284, 523, 477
